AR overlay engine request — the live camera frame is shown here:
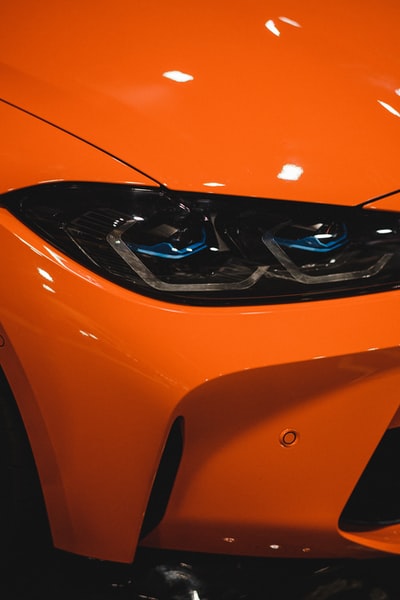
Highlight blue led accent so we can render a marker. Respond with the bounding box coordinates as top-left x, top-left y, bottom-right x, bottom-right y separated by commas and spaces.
275, 226, 347, 253
129, 227, 208, 259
